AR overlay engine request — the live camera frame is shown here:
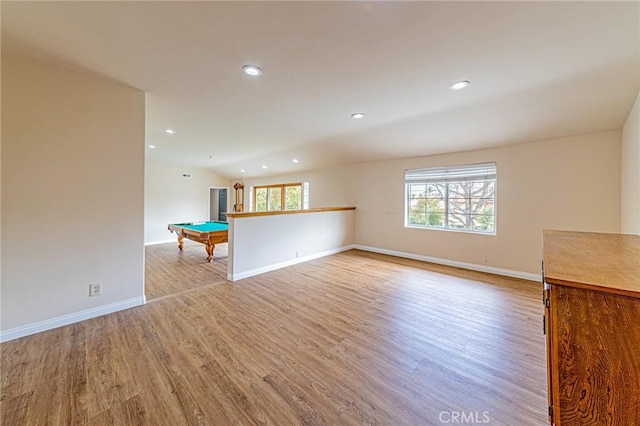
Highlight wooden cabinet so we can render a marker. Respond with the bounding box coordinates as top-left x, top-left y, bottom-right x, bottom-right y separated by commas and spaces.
542, 230, 640, 425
